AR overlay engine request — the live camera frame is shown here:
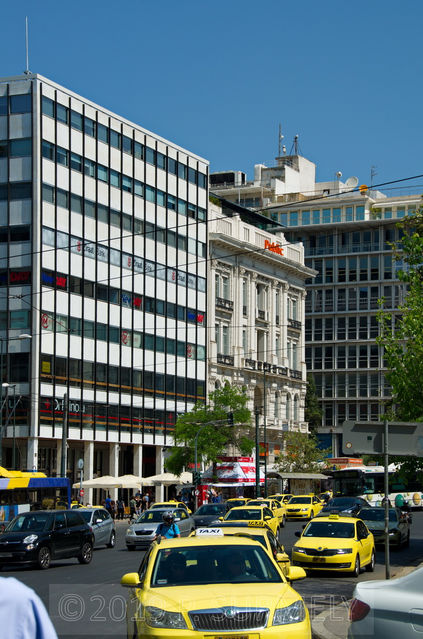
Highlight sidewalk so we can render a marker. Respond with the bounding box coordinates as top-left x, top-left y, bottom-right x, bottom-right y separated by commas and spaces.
311, 563, 421, 639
